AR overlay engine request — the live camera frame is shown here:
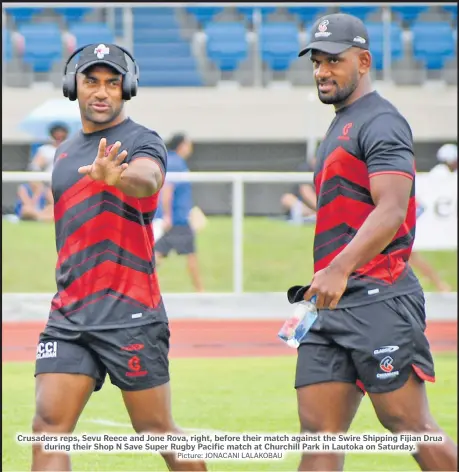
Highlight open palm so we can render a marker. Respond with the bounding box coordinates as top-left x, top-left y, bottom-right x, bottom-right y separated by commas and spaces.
78, 138, 129, 186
